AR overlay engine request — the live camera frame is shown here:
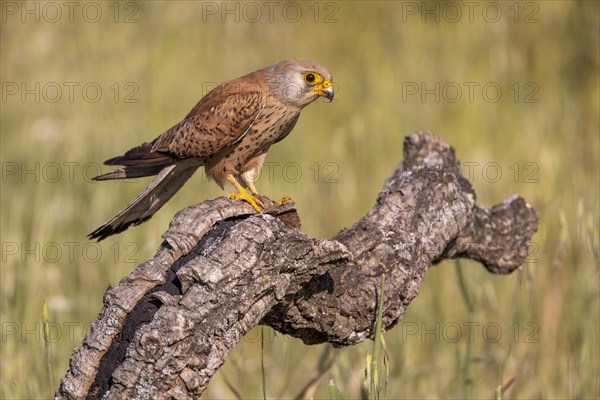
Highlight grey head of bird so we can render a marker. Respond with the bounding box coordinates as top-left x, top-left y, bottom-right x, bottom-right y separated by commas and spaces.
264, 58, 334, 107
